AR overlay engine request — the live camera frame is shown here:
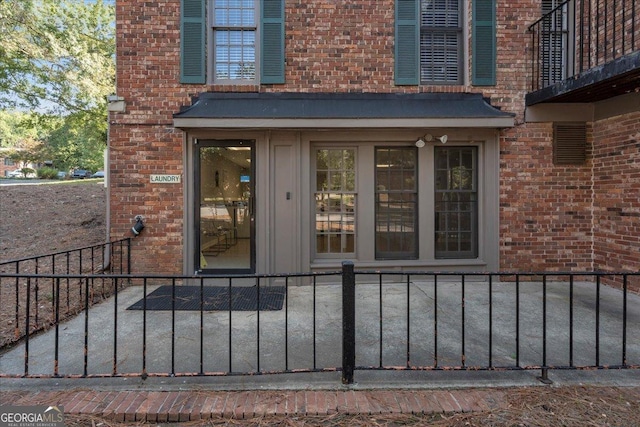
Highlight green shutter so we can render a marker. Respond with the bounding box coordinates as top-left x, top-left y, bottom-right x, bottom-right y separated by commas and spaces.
395, 0, 420, 85
180, 0, 205, 84
261, 0, 285, 84
472, 0, 496, 86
